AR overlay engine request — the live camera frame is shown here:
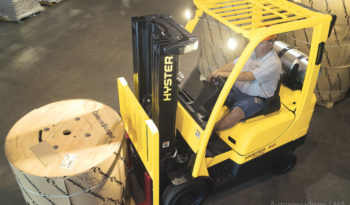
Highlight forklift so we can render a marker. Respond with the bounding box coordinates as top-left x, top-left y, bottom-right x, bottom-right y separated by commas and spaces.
117, 0, 336, 204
